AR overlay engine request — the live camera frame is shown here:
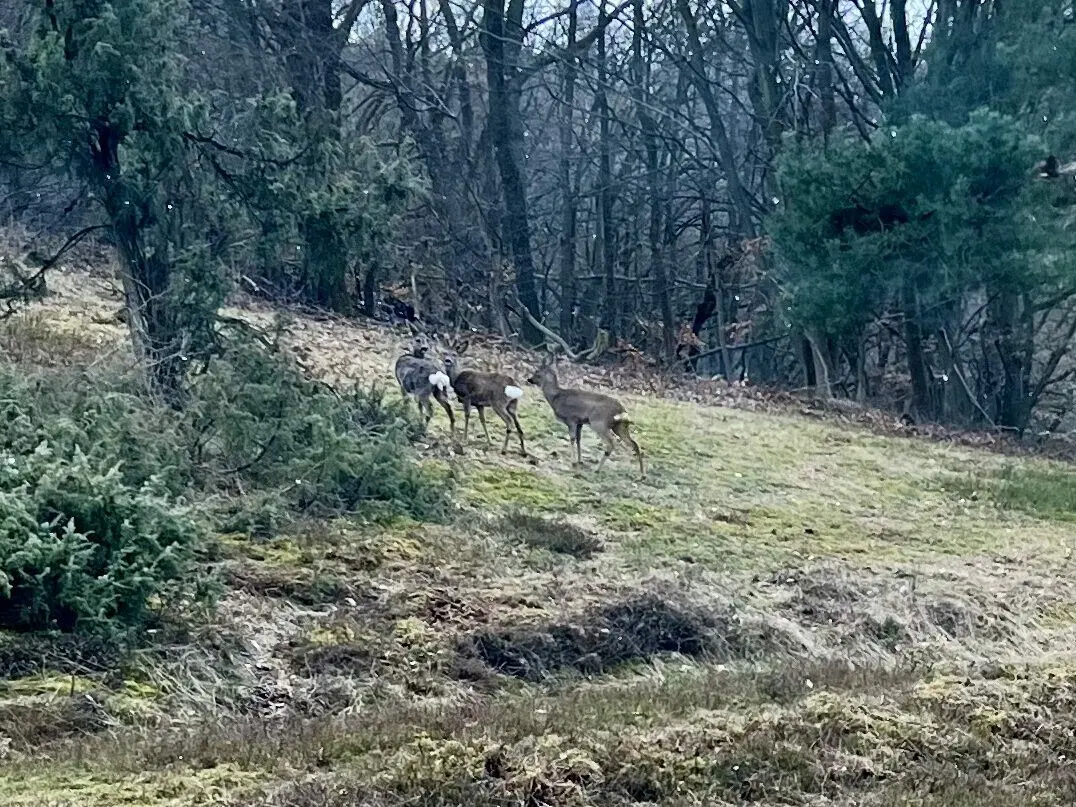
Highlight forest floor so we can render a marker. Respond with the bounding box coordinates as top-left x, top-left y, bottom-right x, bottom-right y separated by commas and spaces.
3, 265, 1076, 805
